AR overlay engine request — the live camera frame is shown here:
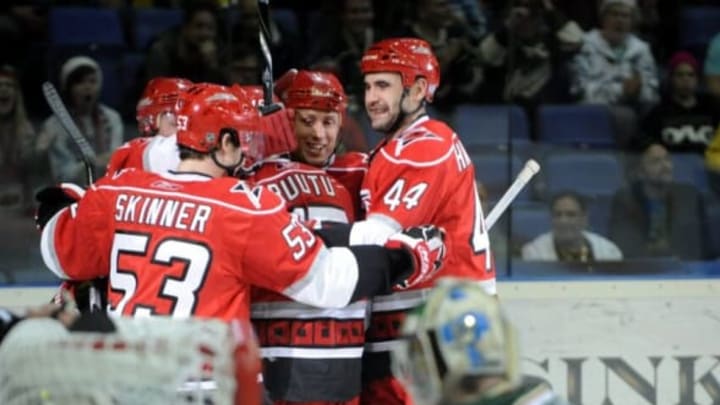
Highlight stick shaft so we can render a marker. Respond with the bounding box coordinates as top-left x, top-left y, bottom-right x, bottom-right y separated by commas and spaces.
485, 161, 540, 230
42, 81, 96, 185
